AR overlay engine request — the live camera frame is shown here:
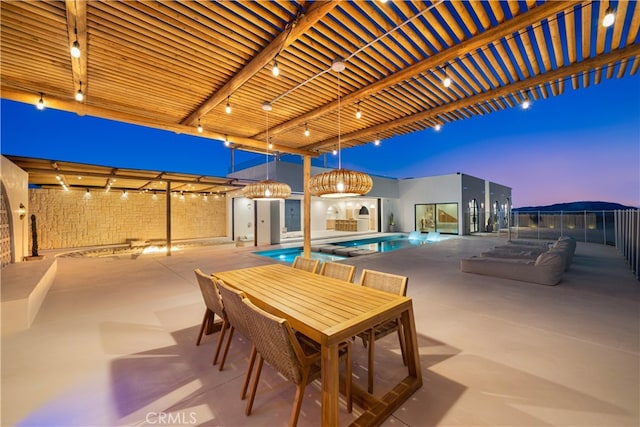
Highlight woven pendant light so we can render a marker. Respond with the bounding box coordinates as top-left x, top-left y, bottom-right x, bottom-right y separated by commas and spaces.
243, 102, 291, 200
309, 60, 372, 198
